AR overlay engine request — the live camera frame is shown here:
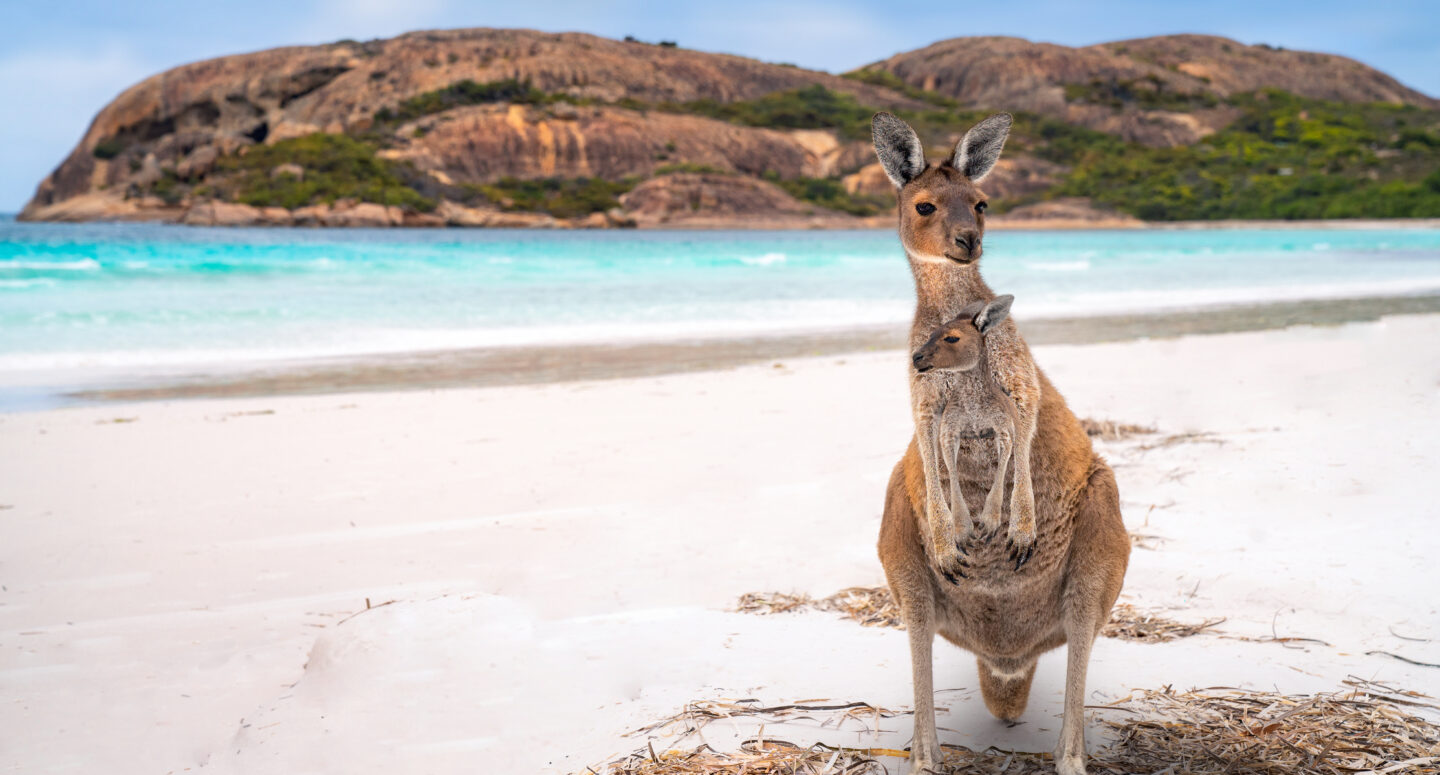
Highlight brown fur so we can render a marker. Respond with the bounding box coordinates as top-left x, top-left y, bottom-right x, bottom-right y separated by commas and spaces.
872, 113, 1130, 775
